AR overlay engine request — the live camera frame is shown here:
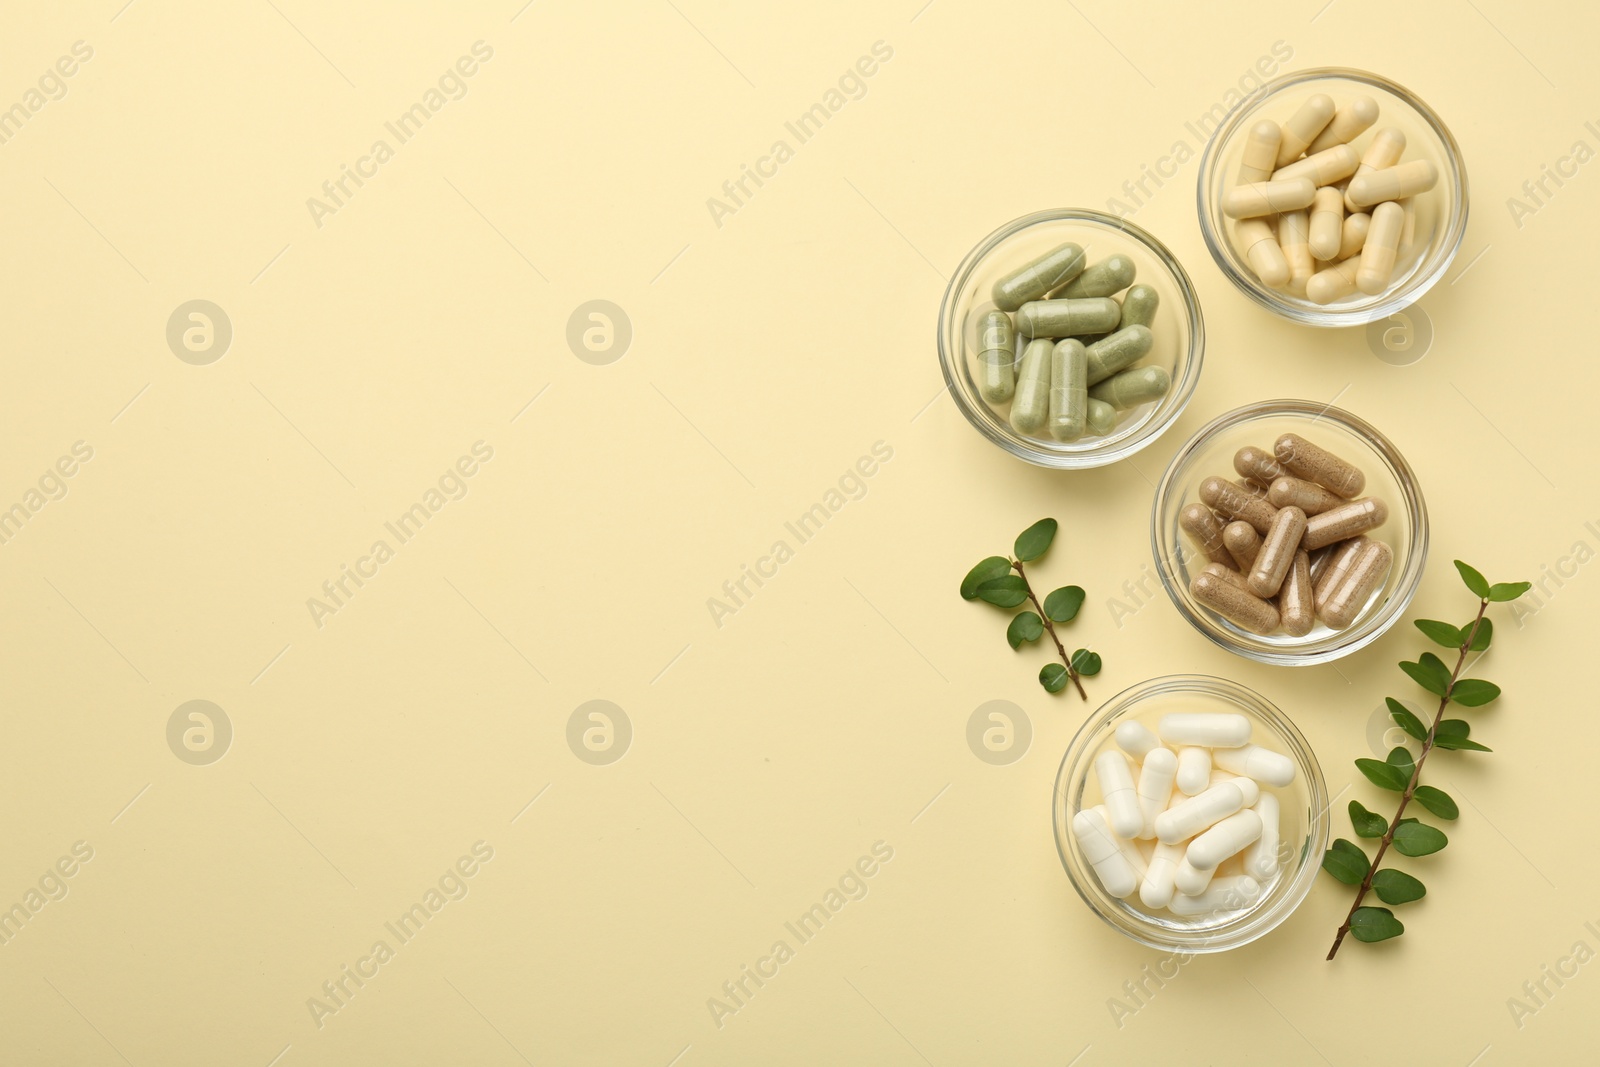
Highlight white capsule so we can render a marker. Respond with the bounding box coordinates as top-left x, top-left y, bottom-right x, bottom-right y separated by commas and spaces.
1173, 856, 1215, 896
1093, 805, 1149, 880
1114, 720, 1159, 760
1169, 875, 1262, 917
1174, 746, 1212, 797
1094, 750, 1143, 839
1135, 748, 1177, 839
1211, 743, 1297, 787
1140, 840, 1185, 910
1205, 770, 1260, 807
1158, 713, 1252, 748
1186, 809, 1264, 871
1243, 793, 1282, 882
1072, 808, 1138, 898
1154, 781, 1248, 844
